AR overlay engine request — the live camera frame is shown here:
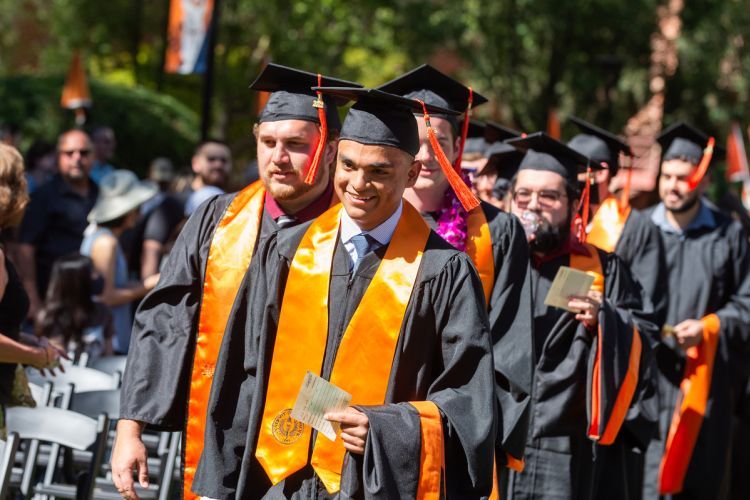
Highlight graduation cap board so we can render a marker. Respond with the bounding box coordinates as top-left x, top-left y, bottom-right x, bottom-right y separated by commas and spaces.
484, 121, 522, 144
657, 122, 724, 190
314, 86, 480, 211
477, 142, 524, 180
462, 120, 490, 157
250, 63, 362, 185
567, 116, 632, 175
